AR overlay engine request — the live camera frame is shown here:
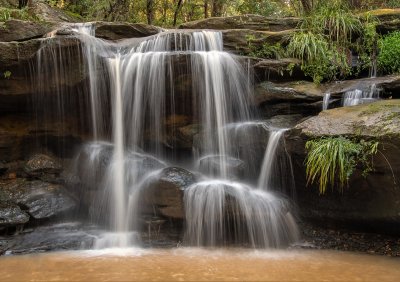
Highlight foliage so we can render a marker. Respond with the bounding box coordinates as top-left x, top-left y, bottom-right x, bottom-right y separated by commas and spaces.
387, 0, 400, 8
246, 35, 285, 59
3, 70, 11, 79
0, 7, 35, 22
305, 137, 379, 194
352, 13, 379, 75
235, 0, 288, 17
377, 31, 400, 74
286, 1, 362, 83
